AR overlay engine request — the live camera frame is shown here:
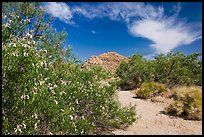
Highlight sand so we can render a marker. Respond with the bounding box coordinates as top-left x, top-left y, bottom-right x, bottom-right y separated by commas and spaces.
111, 91, 202, 135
